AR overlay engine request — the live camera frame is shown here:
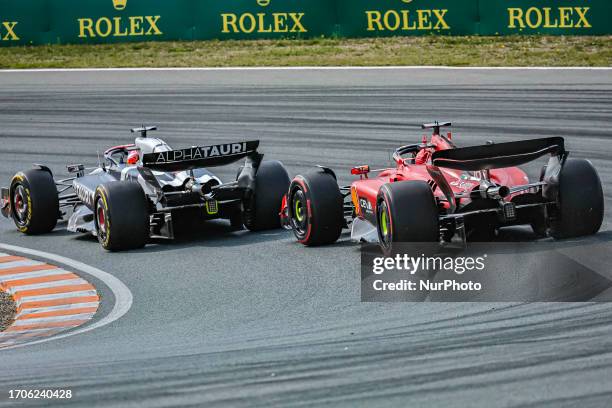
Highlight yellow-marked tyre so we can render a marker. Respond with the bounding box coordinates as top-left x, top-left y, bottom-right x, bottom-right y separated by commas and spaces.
9, 169, 59, 235
94, 181, 150, 251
